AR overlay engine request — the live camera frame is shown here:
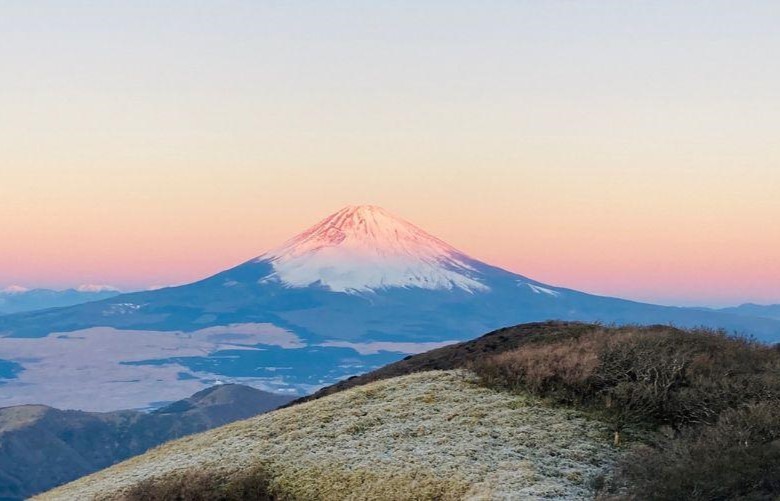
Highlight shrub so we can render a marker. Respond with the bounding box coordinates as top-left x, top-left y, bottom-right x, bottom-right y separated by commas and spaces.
609, 402, 780, 500
472, 326, 779, 434
120, 464, 277, 501
472, 324, 780, 499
